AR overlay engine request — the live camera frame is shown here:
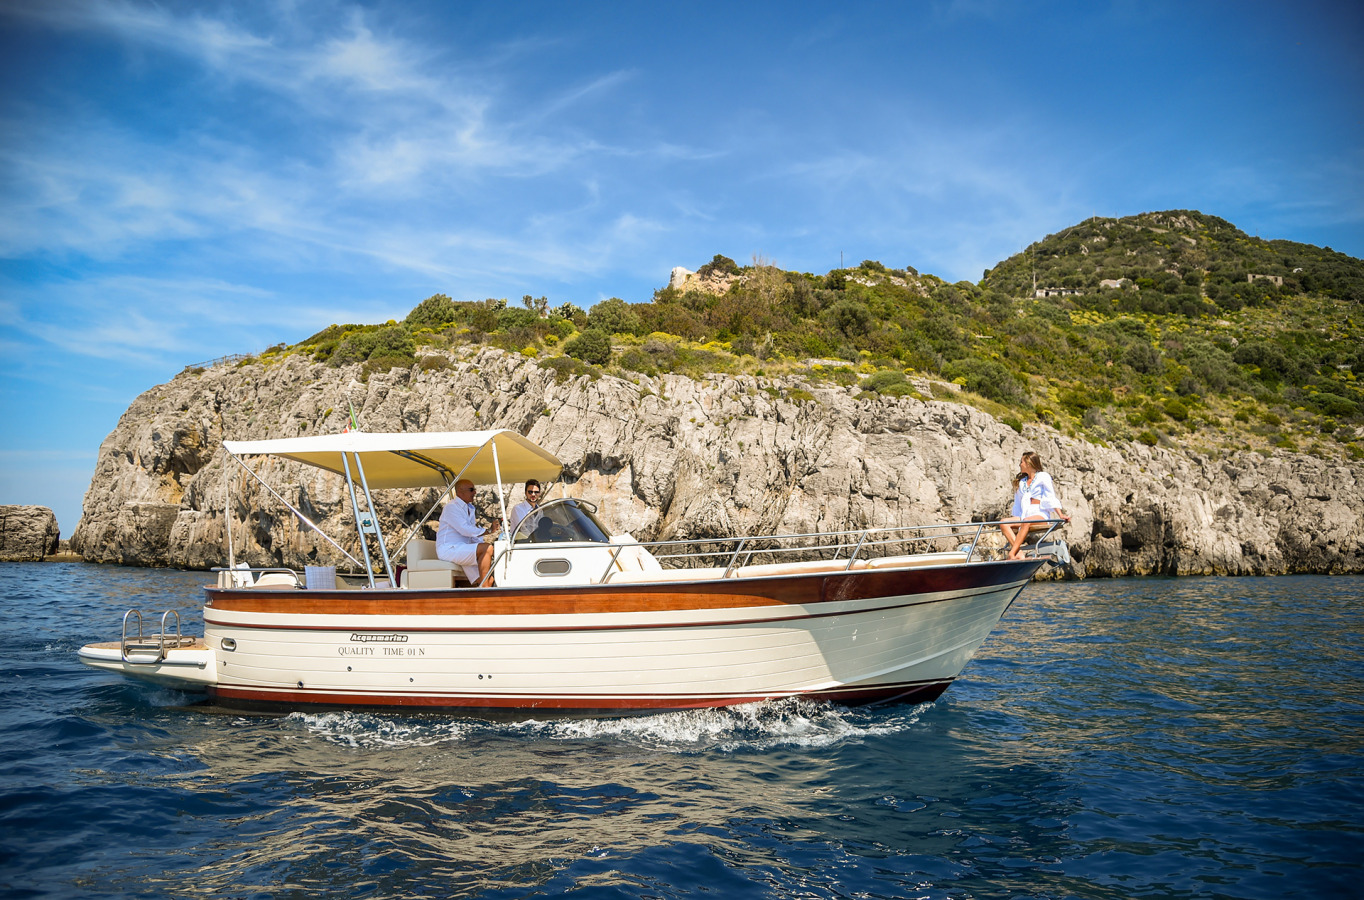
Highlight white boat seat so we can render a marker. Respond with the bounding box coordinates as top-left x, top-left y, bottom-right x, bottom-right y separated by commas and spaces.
733, 558, 859, 578
254, 573, 300, 588
406, 538, 460, 572
862, 551, 970, 569
607, 534, 663, 573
